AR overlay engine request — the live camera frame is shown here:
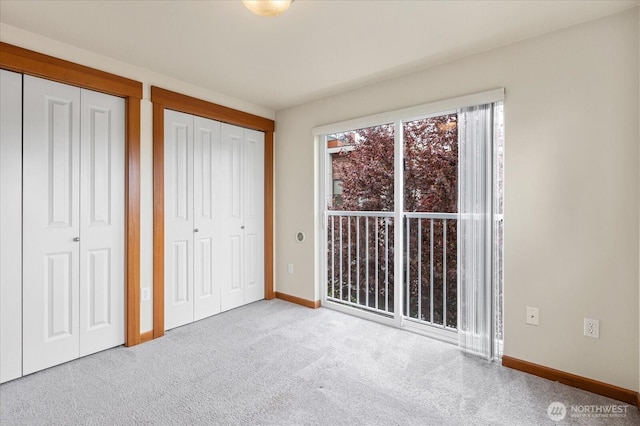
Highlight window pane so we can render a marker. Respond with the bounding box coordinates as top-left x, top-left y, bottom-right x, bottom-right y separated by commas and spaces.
326, 124, 395, 211
403, 114, 458, 213
332, 179, 343, 195
402, 113, 458, 328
